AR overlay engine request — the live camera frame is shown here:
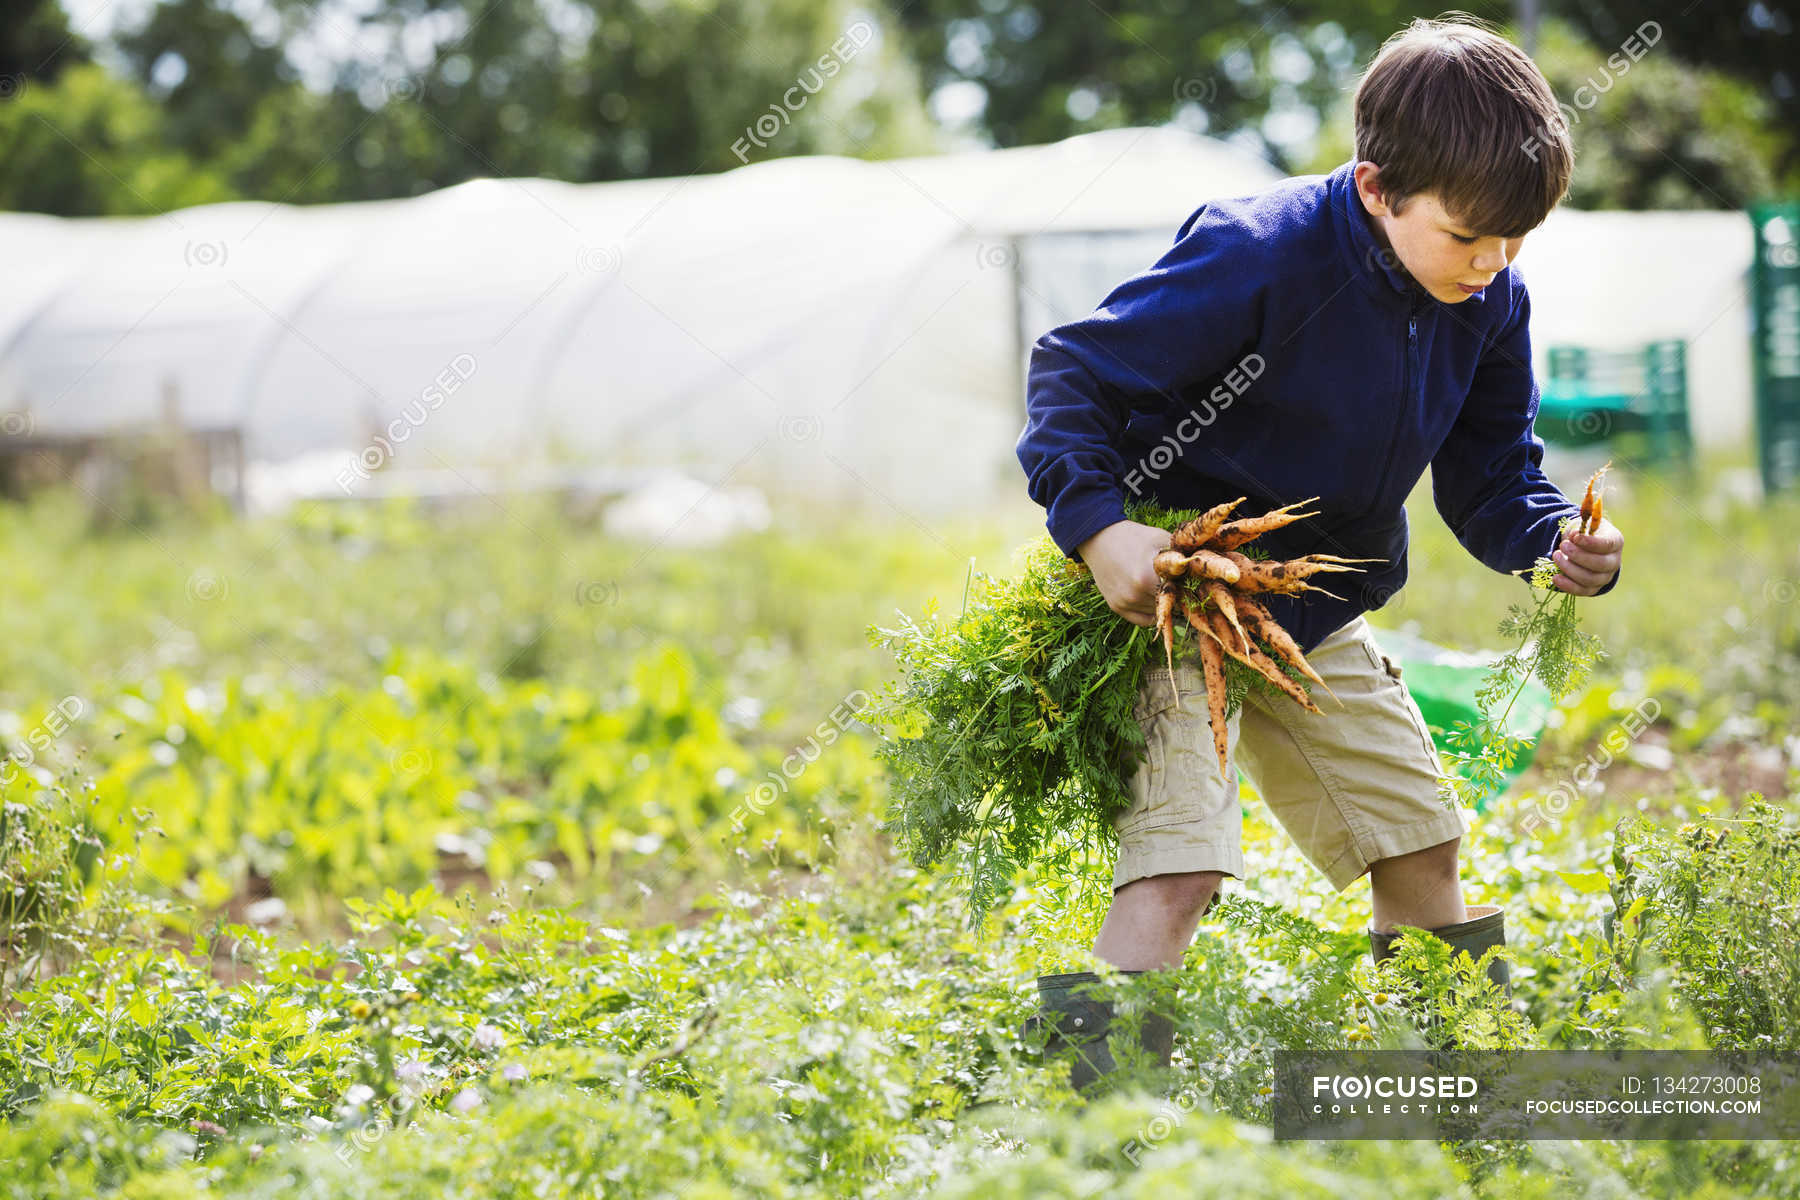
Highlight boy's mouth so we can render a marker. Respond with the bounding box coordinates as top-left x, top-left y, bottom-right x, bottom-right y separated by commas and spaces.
1455, 282, 1487, 295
